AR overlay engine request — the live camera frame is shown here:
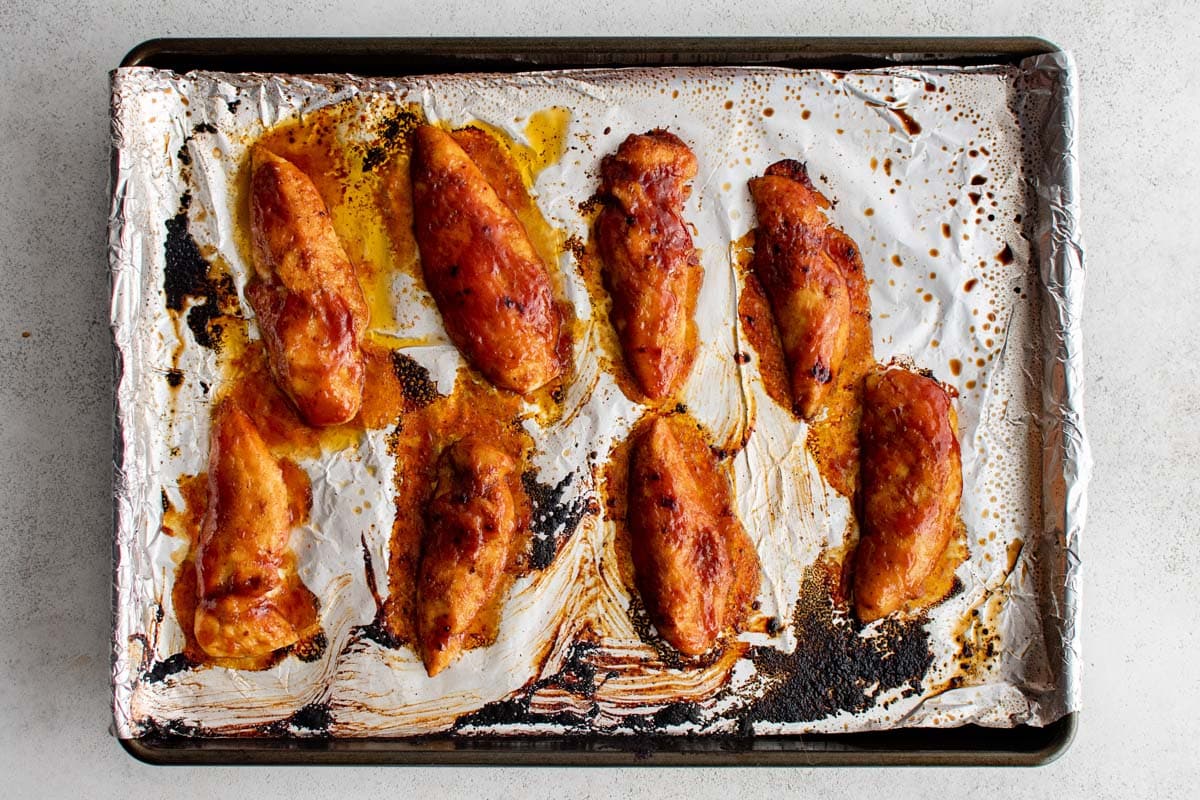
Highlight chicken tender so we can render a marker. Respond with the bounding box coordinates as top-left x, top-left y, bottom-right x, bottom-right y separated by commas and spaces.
247, 146, 369, 427
627, 416, 759, 655
748, 160, 851, 419
194, 403, 312, 658
417, 436, 521, 676
410, 125, 563, 395
854, 368, 963, 623
596, 130, 702, 400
